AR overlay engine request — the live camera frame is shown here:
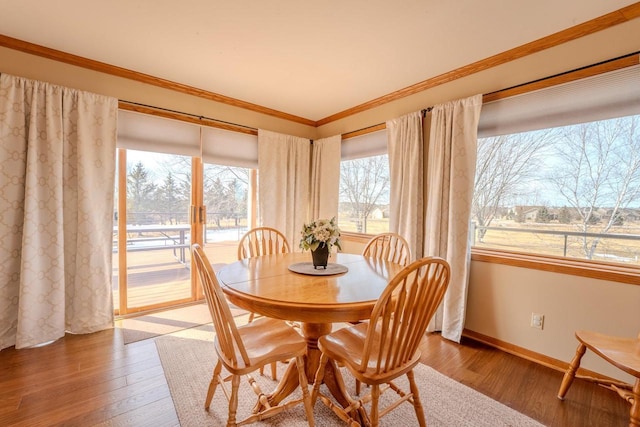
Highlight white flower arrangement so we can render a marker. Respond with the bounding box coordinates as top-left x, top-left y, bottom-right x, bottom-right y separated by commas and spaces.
299, 217, 342, 252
